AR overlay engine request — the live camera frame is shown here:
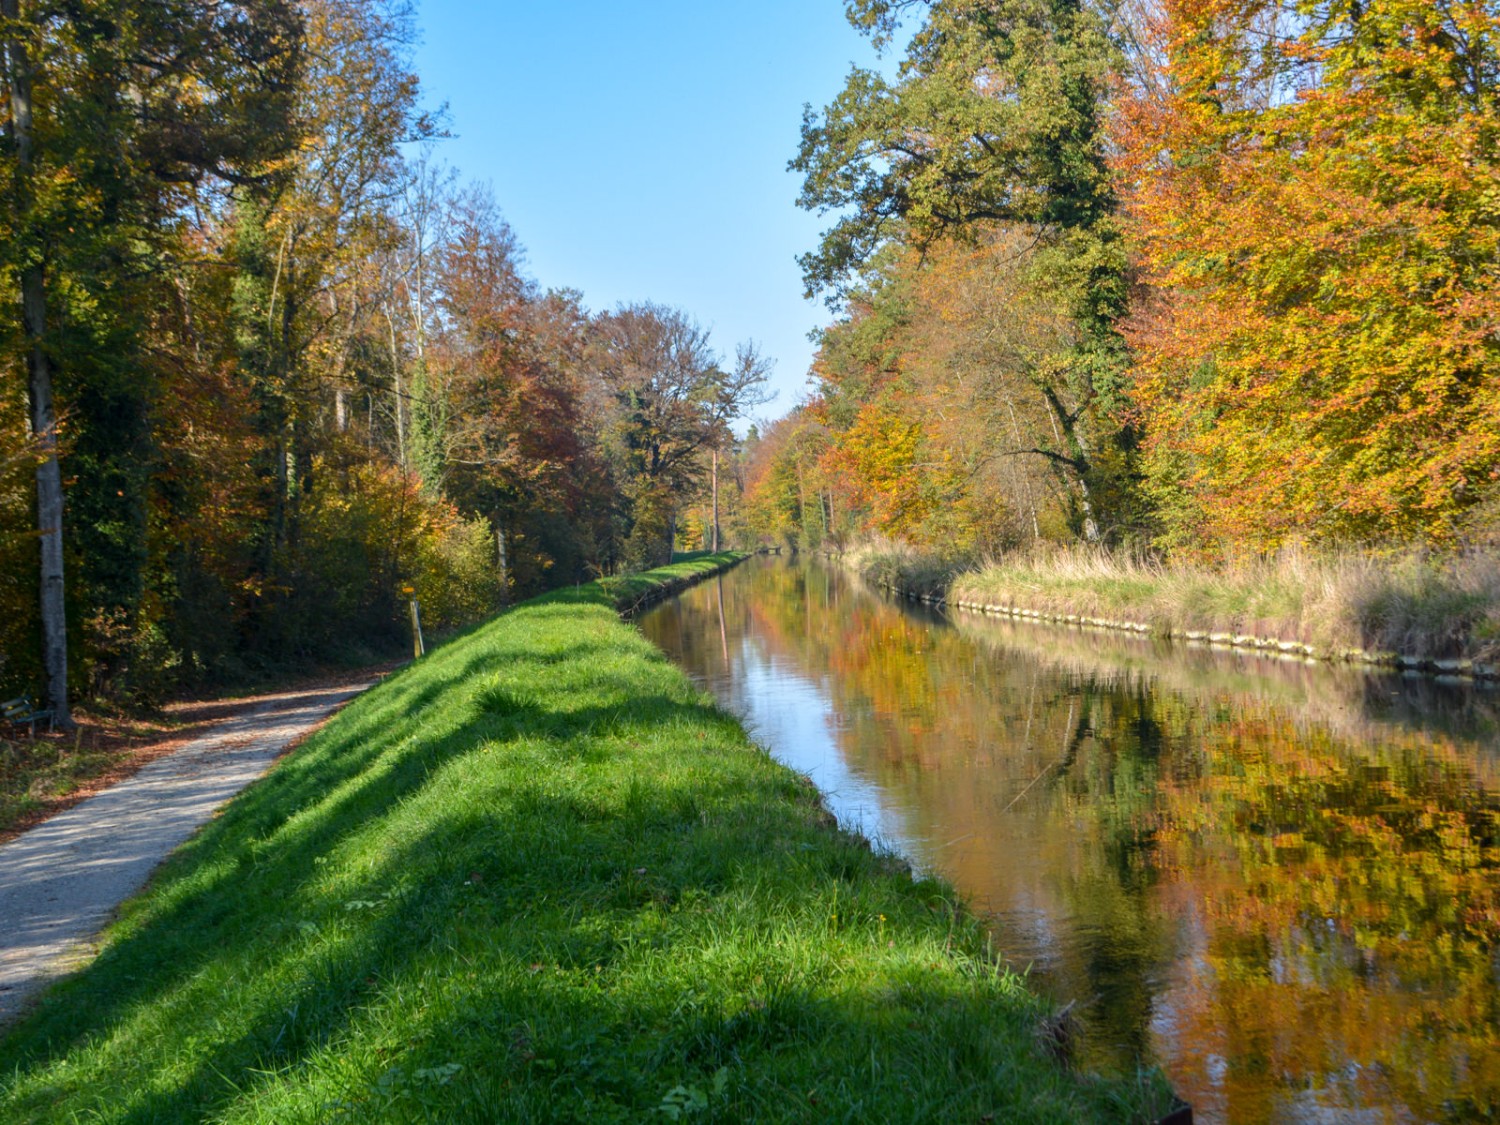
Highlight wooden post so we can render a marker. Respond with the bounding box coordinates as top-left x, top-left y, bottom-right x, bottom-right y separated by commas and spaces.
402, 584, 425, 658
409, 598, 425, 658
